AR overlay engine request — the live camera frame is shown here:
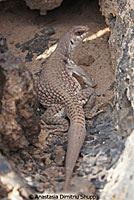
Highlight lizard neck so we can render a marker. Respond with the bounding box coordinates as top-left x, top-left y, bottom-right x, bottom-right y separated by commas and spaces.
56, 38, 75, 60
